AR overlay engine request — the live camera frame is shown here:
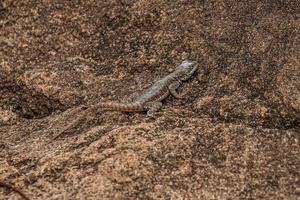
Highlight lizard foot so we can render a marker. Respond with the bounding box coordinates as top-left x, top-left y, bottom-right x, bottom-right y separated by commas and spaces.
145, 102, 162, 118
